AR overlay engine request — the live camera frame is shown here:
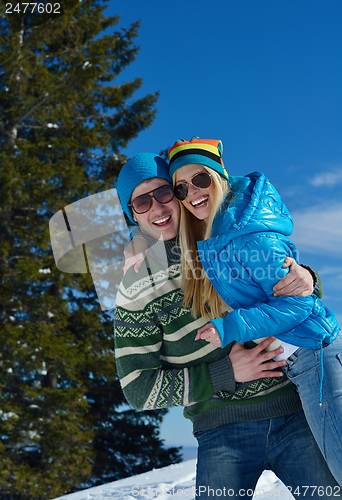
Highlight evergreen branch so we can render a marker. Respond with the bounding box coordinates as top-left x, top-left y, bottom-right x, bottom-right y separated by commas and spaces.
74, 114, 114, 120
15, 93, 50, 126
